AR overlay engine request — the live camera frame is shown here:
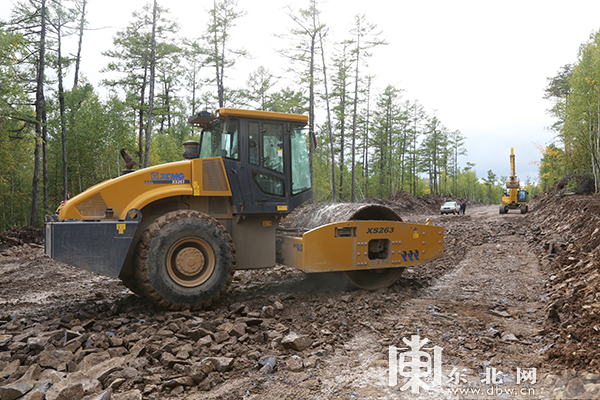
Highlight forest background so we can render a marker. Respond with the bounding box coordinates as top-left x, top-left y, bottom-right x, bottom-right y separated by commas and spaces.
0, 0, 598, 230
